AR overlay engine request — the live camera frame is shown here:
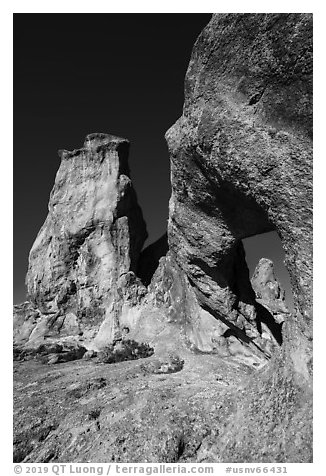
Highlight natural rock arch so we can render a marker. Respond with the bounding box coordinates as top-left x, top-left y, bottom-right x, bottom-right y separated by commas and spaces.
165, 12, 312, 377
13, 13, 312, 464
